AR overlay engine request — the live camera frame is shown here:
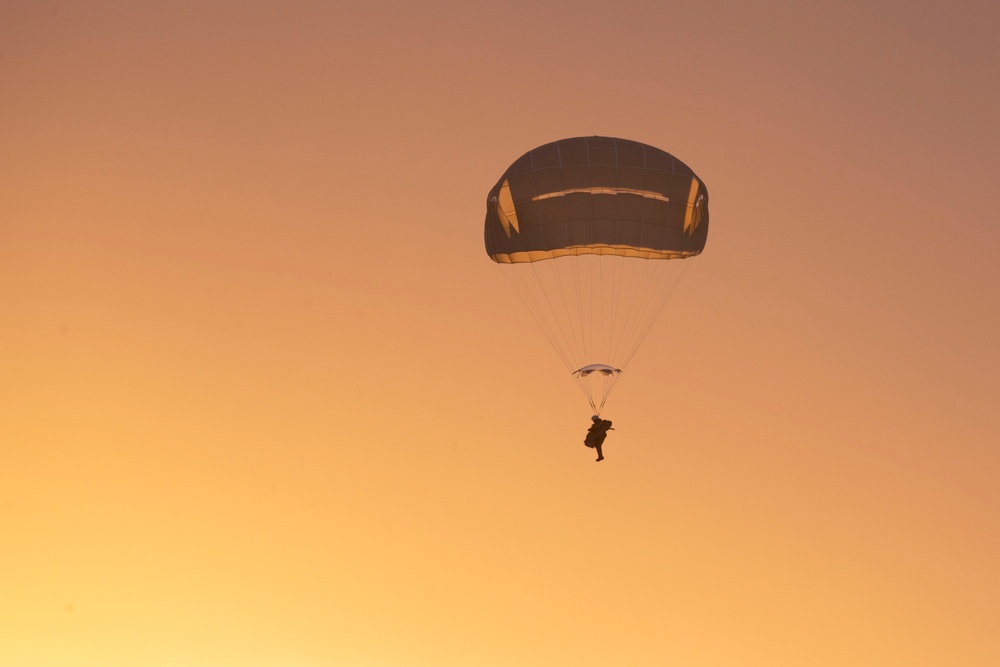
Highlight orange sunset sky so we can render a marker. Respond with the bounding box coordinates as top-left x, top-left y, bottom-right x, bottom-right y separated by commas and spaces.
2, 1, 999, 665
